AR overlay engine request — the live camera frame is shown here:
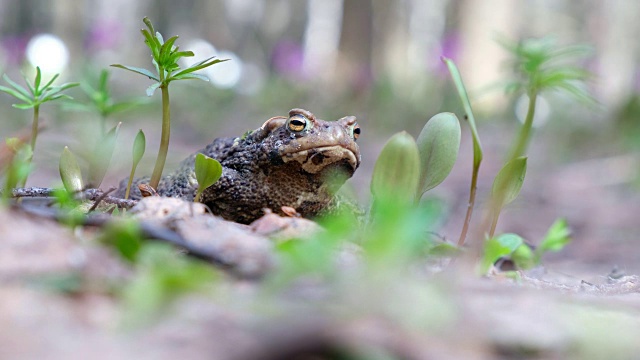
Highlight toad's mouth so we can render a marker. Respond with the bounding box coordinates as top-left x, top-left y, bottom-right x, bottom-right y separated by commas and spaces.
281, 145, 359, 174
